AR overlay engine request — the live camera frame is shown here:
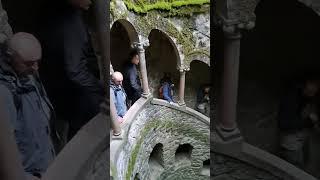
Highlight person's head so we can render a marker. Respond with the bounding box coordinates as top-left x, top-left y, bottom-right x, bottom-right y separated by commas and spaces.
112, 71, 123, 86
303, 79, 319, 97
68, 0, 92, 10
204, 87, 210, 93
202, 84, 210, 93
6, 32, 42, 76
129, 48, 139, 65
